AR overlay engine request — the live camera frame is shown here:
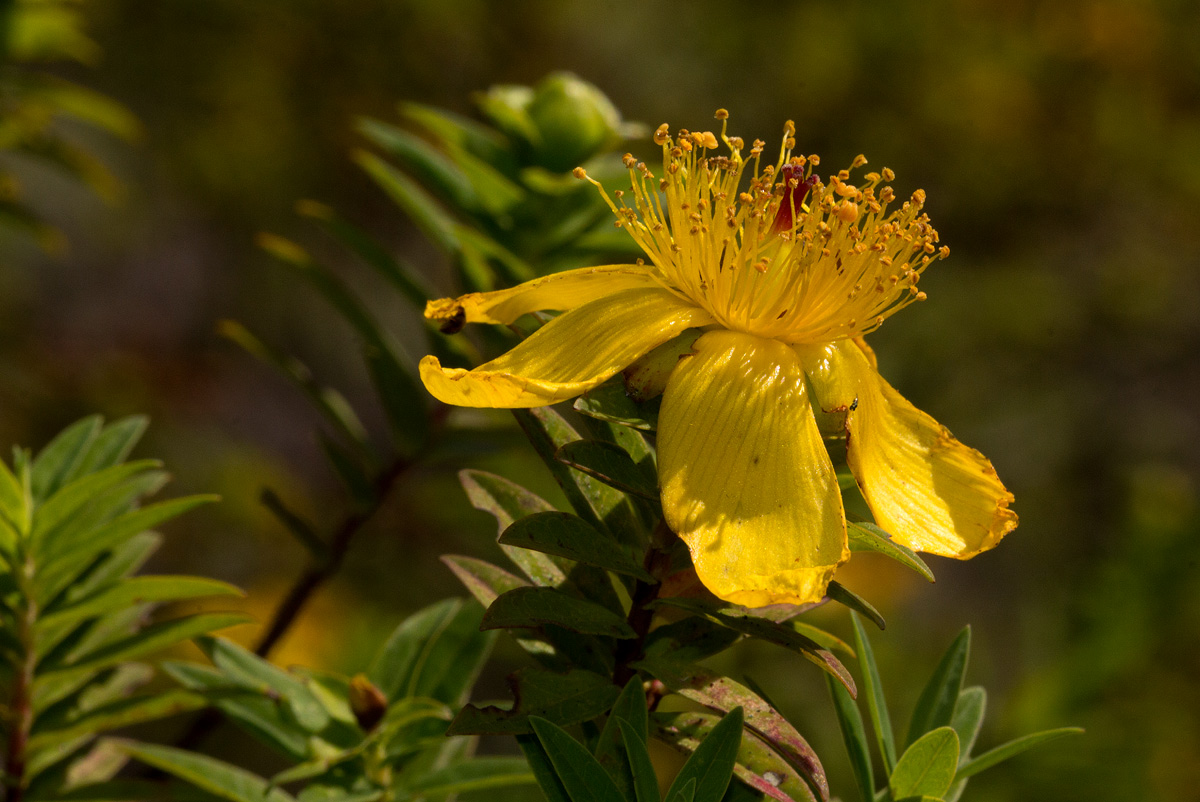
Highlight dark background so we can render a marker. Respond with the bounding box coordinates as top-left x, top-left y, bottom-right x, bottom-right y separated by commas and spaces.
2, 1, 1198, 800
